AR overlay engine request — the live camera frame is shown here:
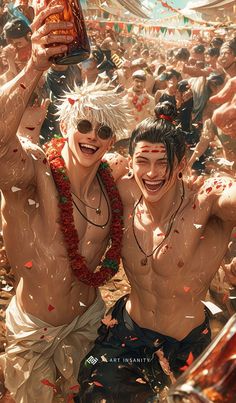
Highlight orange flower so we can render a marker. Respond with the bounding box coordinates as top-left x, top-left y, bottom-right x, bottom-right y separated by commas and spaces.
101, 314, 118, 328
